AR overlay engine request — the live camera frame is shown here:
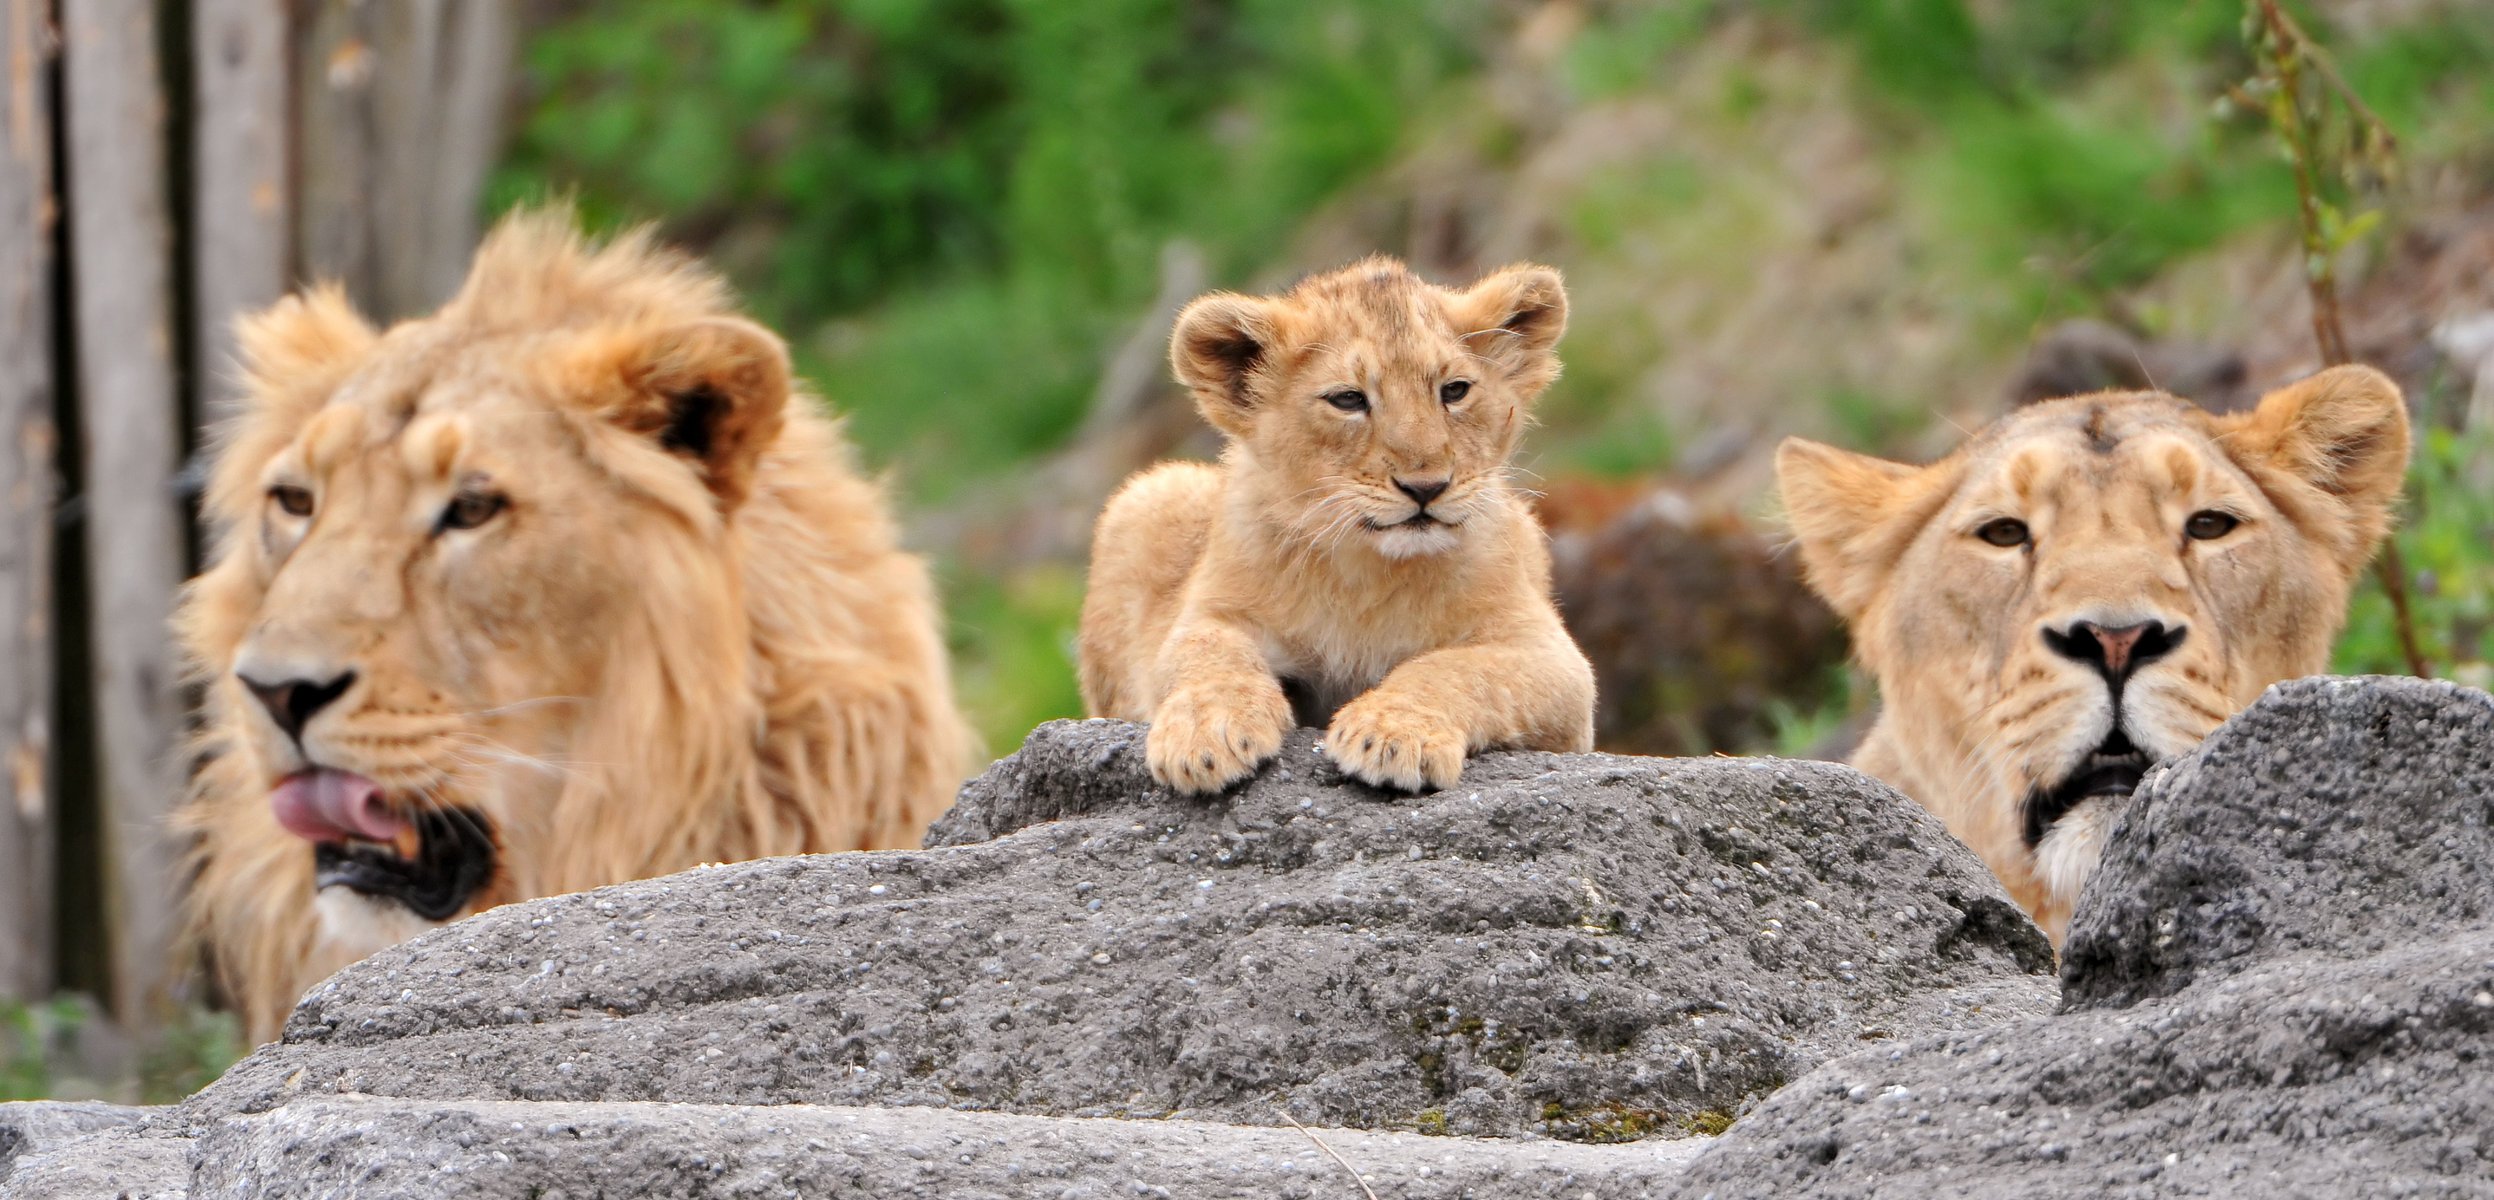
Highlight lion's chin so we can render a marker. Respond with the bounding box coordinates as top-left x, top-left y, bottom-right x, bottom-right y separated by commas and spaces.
1368, 520, 1462, 560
